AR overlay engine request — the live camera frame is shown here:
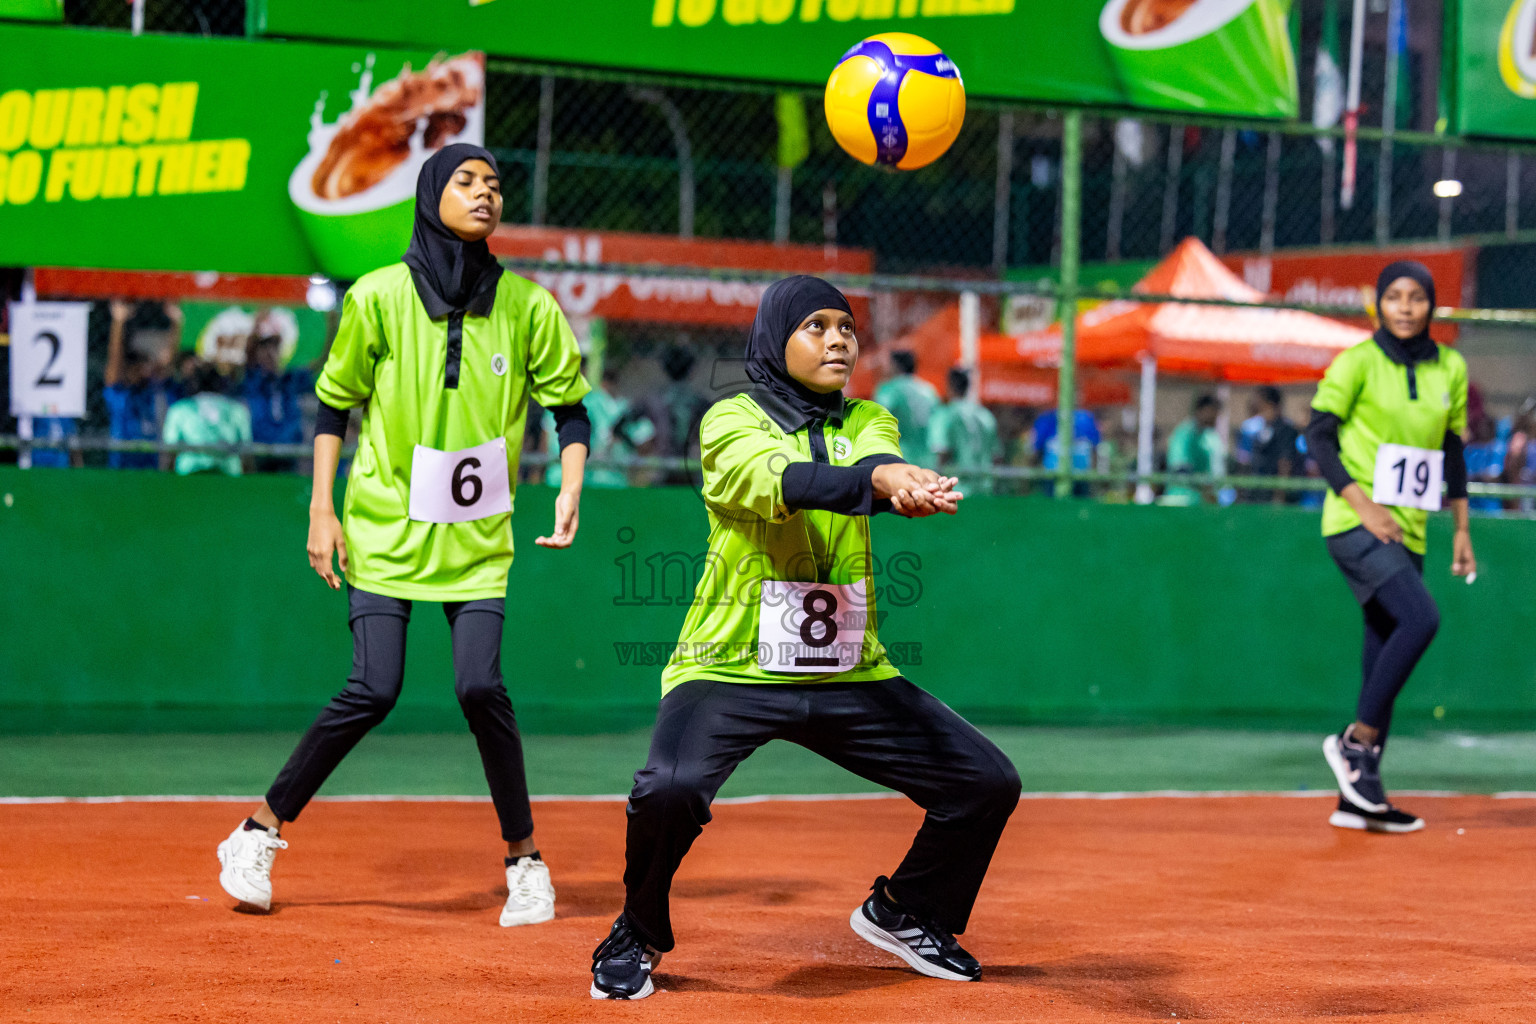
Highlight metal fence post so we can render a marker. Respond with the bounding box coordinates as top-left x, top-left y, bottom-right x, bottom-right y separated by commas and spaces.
993, 111, 1014, 273
531, 76, 554, 227
1054, 108, 1082, 499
